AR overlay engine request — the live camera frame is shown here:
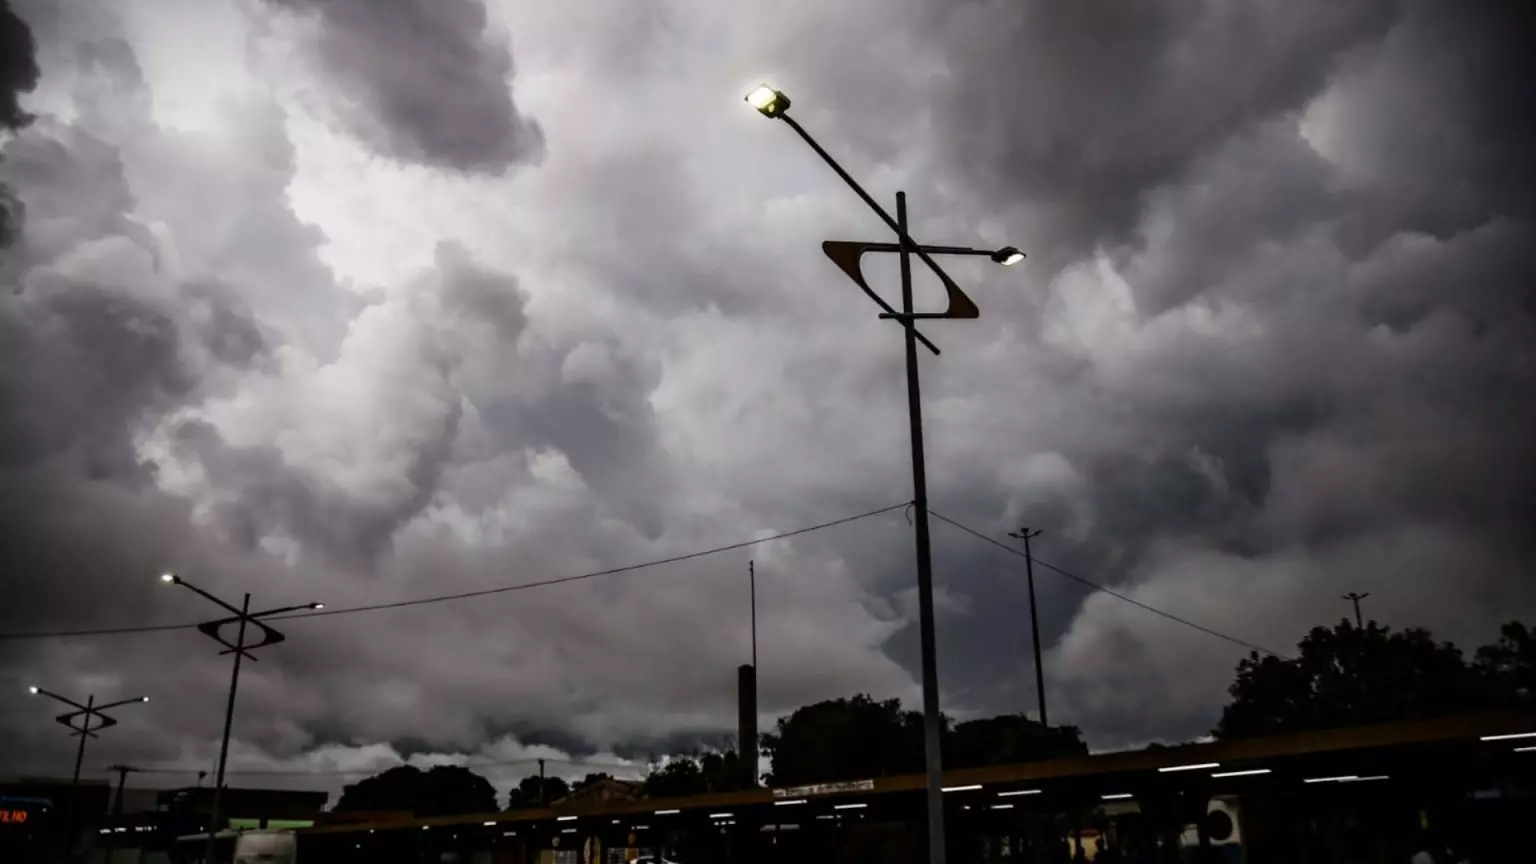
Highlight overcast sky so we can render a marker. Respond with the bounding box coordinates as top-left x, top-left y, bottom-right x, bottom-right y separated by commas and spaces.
2, 0, 1533, 803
